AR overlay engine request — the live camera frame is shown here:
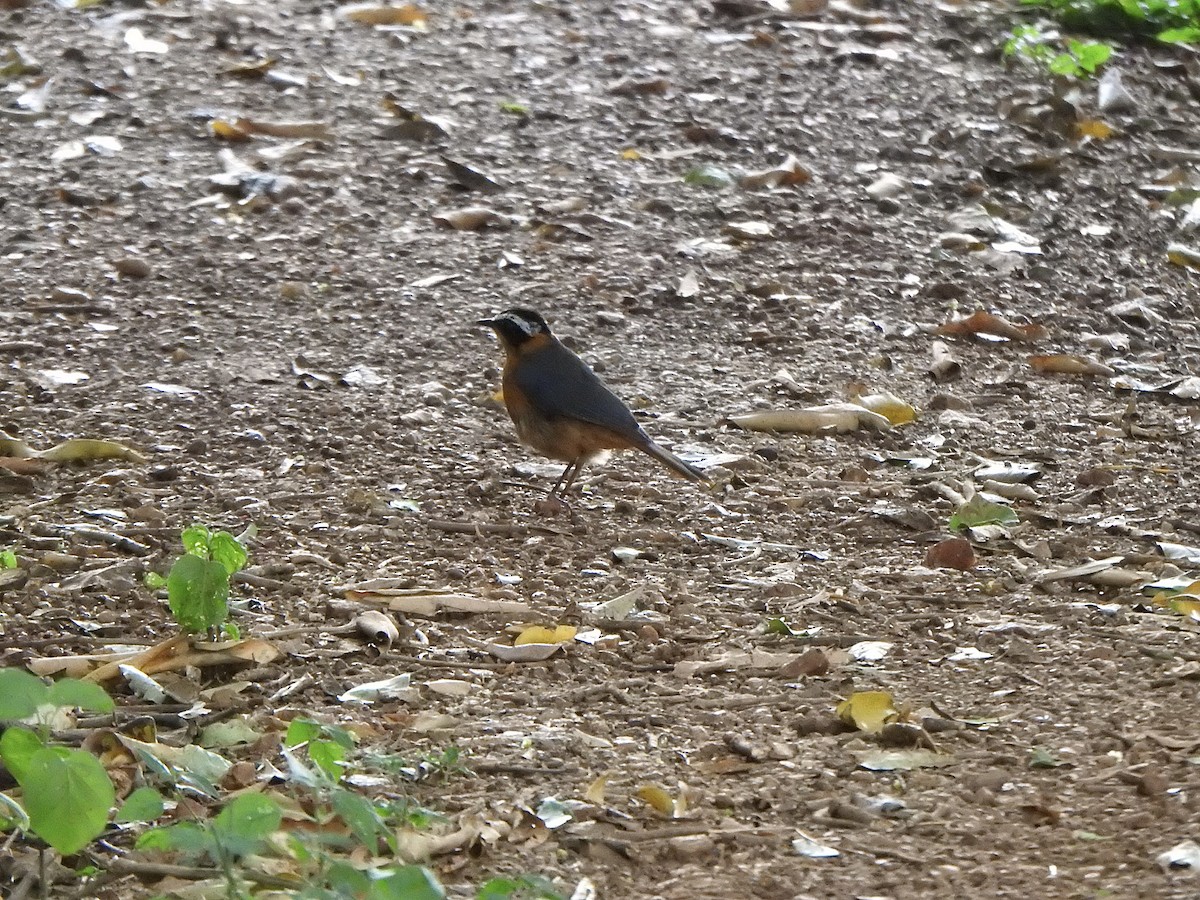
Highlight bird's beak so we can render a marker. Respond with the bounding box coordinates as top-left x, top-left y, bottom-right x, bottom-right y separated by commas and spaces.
477, 317, 497, 328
